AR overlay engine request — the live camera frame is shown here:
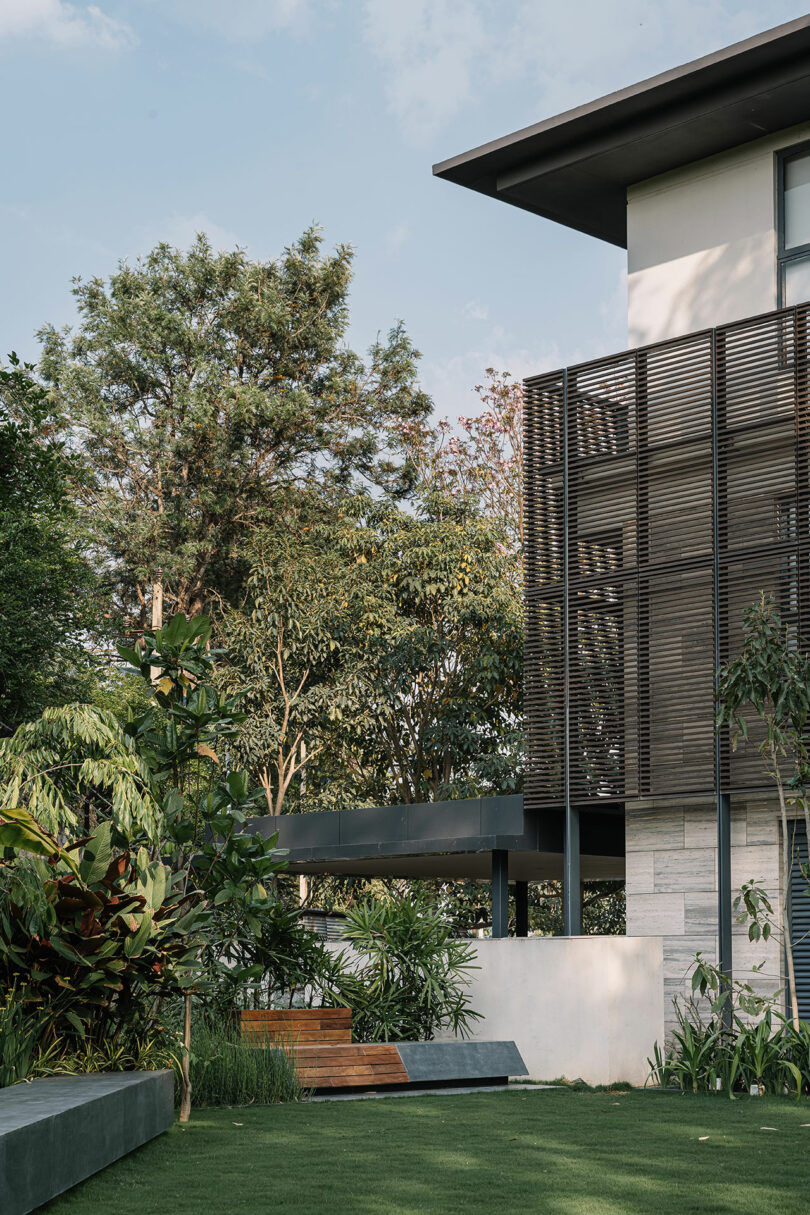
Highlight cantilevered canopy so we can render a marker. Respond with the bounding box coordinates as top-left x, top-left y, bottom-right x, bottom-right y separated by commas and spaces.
245, 794, 623, 883
433, 15, 810, 248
